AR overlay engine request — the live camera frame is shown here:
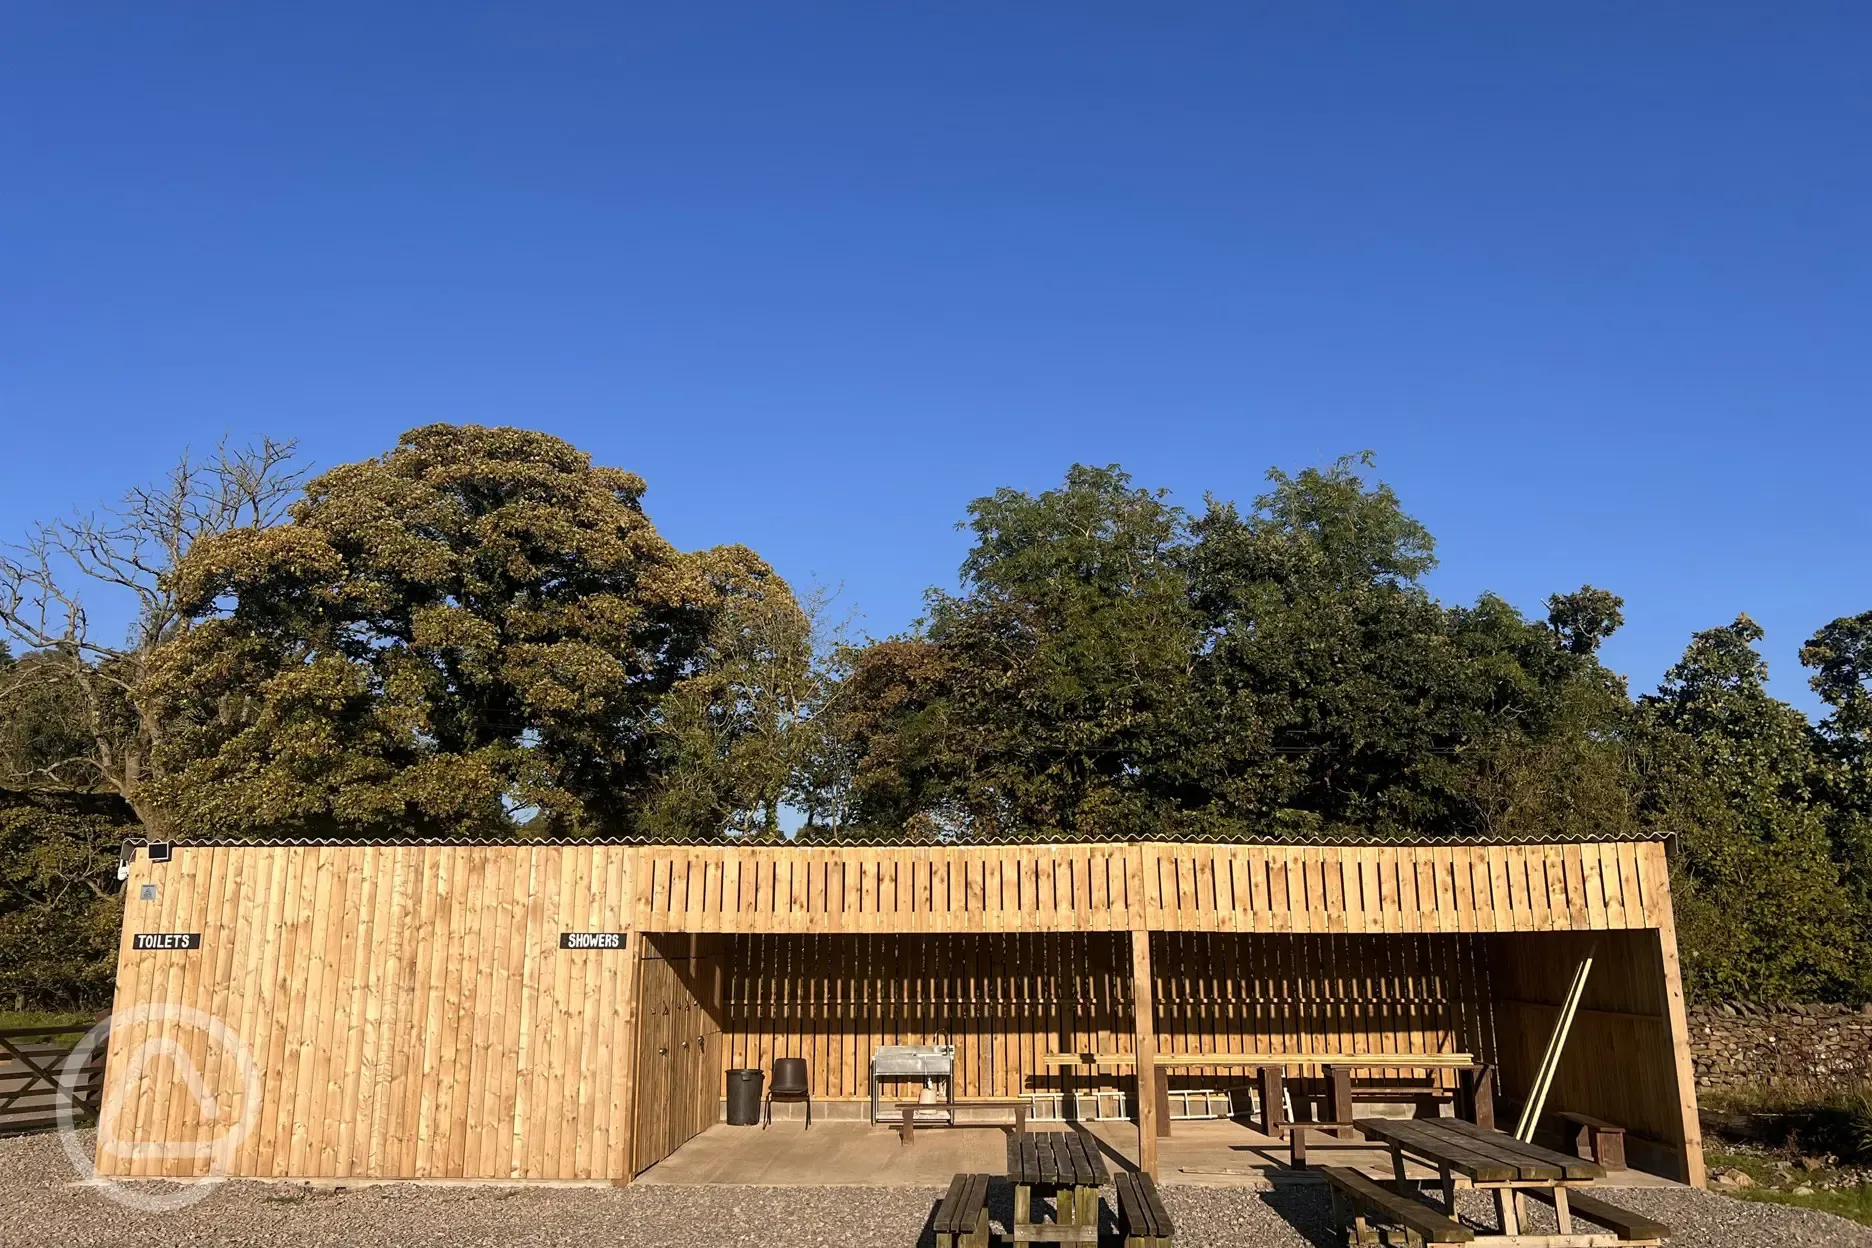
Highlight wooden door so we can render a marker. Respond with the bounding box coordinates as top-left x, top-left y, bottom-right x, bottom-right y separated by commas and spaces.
632, 934, 724, 1174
